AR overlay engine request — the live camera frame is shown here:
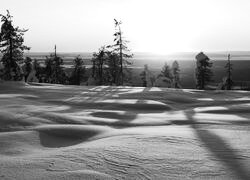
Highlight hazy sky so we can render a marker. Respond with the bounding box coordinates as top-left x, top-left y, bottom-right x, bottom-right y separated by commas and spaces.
1, 0, 250, 53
